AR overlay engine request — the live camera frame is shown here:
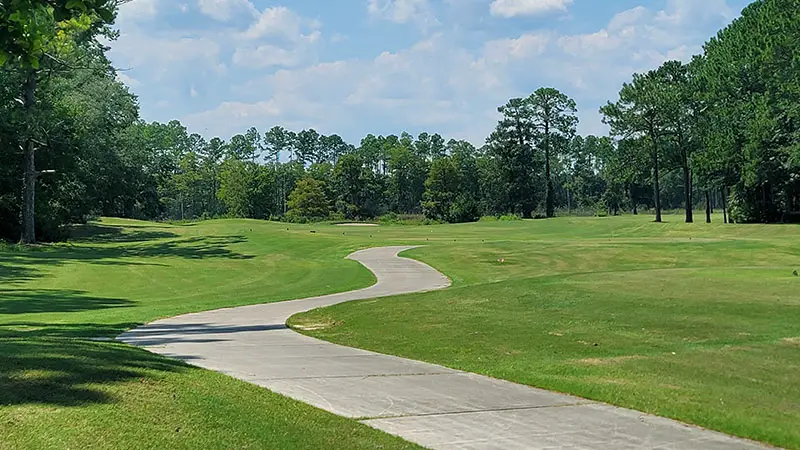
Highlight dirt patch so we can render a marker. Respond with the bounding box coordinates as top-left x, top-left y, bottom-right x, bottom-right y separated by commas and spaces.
781, 337, 800, 346
586, 377, 634, 386
576, 355, 647, 366
292, 323, 334, 331
335, 223, 379, 227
